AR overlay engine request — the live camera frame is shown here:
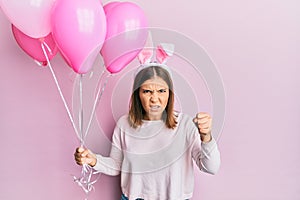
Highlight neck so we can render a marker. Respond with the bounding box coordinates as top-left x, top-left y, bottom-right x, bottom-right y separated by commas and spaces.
144, 113, 162, 121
